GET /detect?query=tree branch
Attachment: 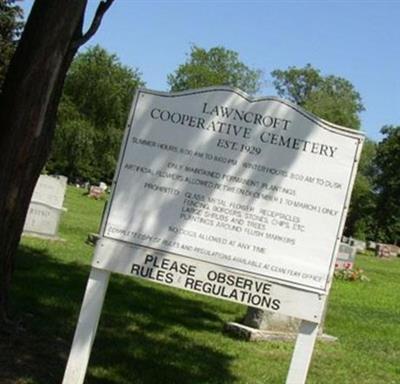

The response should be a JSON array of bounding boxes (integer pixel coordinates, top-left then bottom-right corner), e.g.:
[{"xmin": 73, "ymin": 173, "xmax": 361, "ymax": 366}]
[{"xmin": 74, "ymin": 0, "xmax": 114, "ymax": 49}]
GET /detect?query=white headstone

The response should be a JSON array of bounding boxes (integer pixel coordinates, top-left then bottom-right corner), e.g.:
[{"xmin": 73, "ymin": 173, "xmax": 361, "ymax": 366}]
[
  {"xmin": 23, "ymin": 174, "xmax": 67, "ymax": 238},
  {"xmin": 349, "ymin": 237, "xmax": 366, "ymax": 252},
  {"xmin": 335, "ymin": 242, "xmax": 356, "ymax": 269},
  {"xmin": 99, "ymin": 182, "xmax": 108, "ymax": 192},
  {"xmin": 23, "ymin": 202, "xmax": 63, "ymax": 237},
  {"xmin": 31, "ymin": 174, "xmax": 67, "ymax": 209}
]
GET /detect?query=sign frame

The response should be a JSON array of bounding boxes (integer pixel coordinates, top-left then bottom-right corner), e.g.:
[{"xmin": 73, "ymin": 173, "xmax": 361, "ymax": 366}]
[{"xmin": 63, "ymin": 87, "xmax": 364, "ymax": 384}]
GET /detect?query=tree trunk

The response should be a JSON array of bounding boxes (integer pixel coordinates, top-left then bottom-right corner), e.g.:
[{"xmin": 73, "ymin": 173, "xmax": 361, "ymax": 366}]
[{"xmin": 0, "ymin": 0, "xmax": 113, "ymax": 321}]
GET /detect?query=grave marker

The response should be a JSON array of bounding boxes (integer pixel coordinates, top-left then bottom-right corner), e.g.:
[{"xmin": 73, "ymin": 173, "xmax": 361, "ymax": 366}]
[
  {"xmin": 335, "ymin": 242, "xmax": 357, "ymax": 269},
  {"xmin": 347, "ymin": 237, "xmax": 366, "ymax": 252},
  {"xmin": 377, "ymin": 243, "xmax": 399, "ymax": 258},
  {"xmin": 89, "ymin": 185, "xmax": 104, "ymax": 199},
  {"xmin": 63, "ymin": 87, "xmax": 364, "ymax": 384},
  {"xmin": 23, "ymin": 175, "xmax": 67, "ymax": 238}
]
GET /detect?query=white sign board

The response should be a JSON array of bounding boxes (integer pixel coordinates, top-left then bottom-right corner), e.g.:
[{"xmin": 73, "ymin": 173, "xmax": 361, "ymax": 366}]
[
  {"xmin": 93, "ymin": 237, "xmax": 324, "ymax": 322},
  {"xmin": 63, "ymin": 88, "xmax": 364, "ymax": 384},
  {"xmin": 100, "ymin": 88, "xmax": 363, "ymax": 294}
]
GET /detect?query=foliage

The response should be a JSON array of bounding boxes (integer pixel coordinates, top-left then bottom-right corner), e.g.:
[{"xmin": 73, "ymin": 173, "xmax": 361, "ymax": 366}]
[
  {"xmin": 374, "ymin": 125, "xmax": 400, "ymax": 244},
  {"xmin": 271, "ymin": 64, "xmax": 373, "ymax": 239},
  {"xmin": 345, "ymin": 138, "xmax": 377, "ymax": 240},
  {"xmin": 334, "ymin": 267, "xmax": 369, "ymax": 282},
  {"xmin": 1, "ymin": 189, "xmax": 399, "ymax": 383},
  {"xmin": 167, "ymin": 45, "xmax": 262, "ymax": 94},
  {"xmin": 0, "ymin": 0, "xmax": 24, "ymax": 88},
  {"xmin": 47, "ymin": 45, "xmax": 144, "ymax": 182},
  {"xmin": 272, "ymin": 64, "xmax": 321, "ymax": 106},
  {"xmin": 49, "ymin": 98, "xmax": 97, "ymax": 181},
  {"xmin": 271, "ymin": 64, "xmax": 364, "ymax": 129}
]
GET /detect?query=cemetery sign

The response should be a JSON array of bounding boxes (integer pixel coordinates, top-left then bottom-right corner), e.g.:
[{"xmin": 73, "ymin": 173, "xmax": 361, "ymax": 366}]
[
  {"xmin": 97, "ymin": 88, "xmax": 363, "ymax": 294},
  {"xmin": 63, "ymin": 88, "xmax": 364, "ymax": 384}
]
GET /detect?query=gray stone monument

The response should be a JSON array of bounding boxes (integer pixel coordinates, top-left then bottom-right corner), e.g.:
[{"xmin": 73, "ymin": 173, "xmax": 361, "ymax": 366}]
[
  {"xmin": 335, "ymin": 243, "xmax": 357, "ymax": 269},
  {"xmin": 225, "ymin": 306, "xmax": 336, "ymax": 342},
  {"xmin": 377, "ymin": 243, "xmax": 400, "ymax": 258},
  {"xmin": 348, "ymin": 237, "xmax": 366, "ymax": 252},
  {"xmin": 23, "ymin": 175, "xmax": 67, "ymax": 239}
]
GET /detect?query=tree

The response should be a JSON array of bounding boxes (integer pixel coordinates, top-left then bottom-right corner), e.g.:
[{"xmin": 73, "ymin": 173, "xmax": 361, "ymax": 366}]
[
  {"xmin": 47, "ymin": 46, "xmax": 144, "ymax": 182},
  {"xmin": 272, "ymin": 64, "xmax": 371, "ymax": 239},
  {"xmin": 374, "ymin": 126, "xmax": 400, "ymax": 244},
  {"xmin": 0, "ymin": 0, "xmax": 114, "ymax": 321},
  {"xmin": 272, "ymin": 64, "xmax": 364, "ymax": 129},
  {"xmin": 0, "ymin": 0, "xmax": 24, "ymax": 88},
  {"xmin": 272, "ymin": 64, "xmax": 321, "ymax": 106},
  {"xmin": 167, "ymin": 45, "xmax": 262, "ymax": 94},
  {"xmin": 344, "ymin": 139, "xmax": 377, "ymax": 240},
  {"xmin": 47, "ymin": 97, "xmax": 98, "ymax": 181}
]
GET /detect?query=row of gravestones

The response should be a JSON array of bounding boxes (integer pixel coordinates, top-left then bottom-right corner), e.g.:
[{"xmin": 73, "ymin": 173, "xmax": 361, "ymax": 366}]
[{"xmin": 342, "ymin": 236, "xmax": 400, "ymax": 259}]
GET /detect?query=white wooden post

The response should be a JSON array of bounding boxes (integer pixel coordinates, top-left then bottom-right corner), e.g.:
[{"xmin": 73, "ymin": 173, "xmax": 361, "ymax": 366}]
[
  {"xmin": 62, "ymin": 267, "xmax": 110, "ymax": 384},
  {"xmin": 286, "ymin": 320, "xmax": 319, "ymax": 384}
]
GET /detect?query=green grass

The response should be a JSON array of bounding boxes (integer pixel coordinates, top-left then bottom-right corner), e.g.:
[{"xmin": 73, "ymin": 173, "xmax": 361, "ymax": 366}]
[{"xmin": 1, "ymin": 186, "xmax": 400, "ymax": 383}]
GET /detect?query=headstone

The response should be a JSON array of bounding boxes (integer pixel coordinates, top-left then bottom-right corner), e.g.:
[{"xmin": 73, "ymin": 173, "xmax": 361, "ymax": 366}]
[
  {"xmin": 335, "ymin": 242, "xmax": 357, "ymax": 269},
  {"xmin": 377, "ymin": 243, "xmax": 400, "ymax": 258},
  {"xmin": 23, "ymin": 203, "xmax": 63, "ymax": 238},
  {"xmin": 242, "ymin": 307, "xmax": 300, "ymax": 332},
  {"xmin": 349, "ymin": 237, "xmax": 366, "ymax": 252},
  {"xmin": 99, "ymin": 182, "xmax": 108, "ymax": 192},
  {"xmin": 31, "ymin": 174, "xmax": 67, "ymax": 208},
  {"xmin": 89, "ymin": 186, "xmax": 104, "ymax": 199},
  {"xmin": 231, "ymin": 305, "xmax": 337, "ymax": 342},
  {"xmin": 23, "ymin": 175, "xmax": 67, "ymax": 239}
]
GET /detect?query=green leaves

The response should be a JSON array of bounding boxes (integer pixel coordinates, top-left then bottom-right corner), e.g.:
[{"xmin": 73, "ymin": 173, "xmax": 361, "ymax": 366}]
[
  {"xmin": 271, "ymin": 64, "xmax": 364, "ymax": 129},
  {"xmin": 272, "ymin": 64, "xmax": 321, "ymax": 106},
  {"xmin": 48, "ymin": 45, "xmax": 144, "ymax": 183},
  {"xmin": 167, "ymin": 45, "xmax": 262, "ymax": 95},
  {"xmin": 374, "ymin": 126, "xmax": 400, "ymax": 243},
  {"xmin": 0, "ymin": 0, "xmax": 24, "ymax": 88},
  {"xmin": 271, "ymin": 64, "xmax": 372, "ymax": 239},
  {"xmin": 63, "ymin": 45, "xmax": 143, "ymax": 131}
]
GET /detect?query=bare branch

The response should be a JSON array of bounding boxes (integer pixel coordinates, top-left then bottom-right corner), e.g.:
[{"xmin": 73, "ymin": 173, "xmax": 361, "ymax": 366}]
[{"xmin": 74, "ymin": 0, "xmax": 114, "ymax": 49}]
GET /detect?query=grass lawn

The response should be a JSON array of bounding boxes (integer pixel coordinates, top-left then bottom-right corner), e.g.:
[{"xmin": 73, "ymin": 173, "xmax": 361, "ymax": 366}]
[{"xmin": 1, "ymin": 186, "xmax": 399, "ymax": 383}]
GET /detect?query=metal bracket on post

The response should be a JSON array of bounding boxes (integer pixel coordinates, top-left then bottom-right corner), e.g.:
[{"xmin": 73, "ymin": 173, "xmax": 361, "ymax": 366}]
[
  {"xmin": 286, "ymin": 320, "xmax": 319, "ymax": 384},
  {"xmin": 62, "ymin": 267, "xmax": 110, "ymax": 384}
]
